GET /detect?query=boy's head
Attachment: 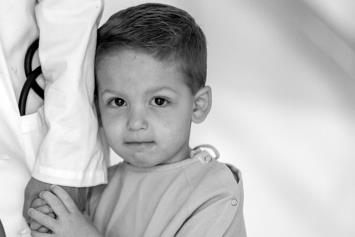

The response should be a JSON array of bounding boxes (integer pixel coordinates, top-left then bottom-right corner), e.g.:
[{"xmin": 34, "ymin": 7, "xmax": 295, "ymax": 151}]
[
  {"xmin": 96, "ymin": 3, "xmax": 207, "ymax": 94},
  {"xmin": 95, "ymin": 3, "xmax": 212, "ymax": 168}
]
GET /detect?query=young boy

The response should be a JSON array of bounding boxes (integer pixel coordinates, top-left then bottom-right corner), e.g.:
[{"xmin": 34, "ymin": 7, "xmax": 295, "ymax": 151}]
[{"xmin": 28, "ymin": 3, "xmax": 246, "ymax": 237}]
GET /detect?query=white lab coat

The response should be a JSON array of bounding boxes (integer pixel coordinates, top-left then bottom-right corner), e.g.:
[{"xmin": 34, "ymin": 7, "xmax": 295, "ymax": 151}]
[{"xmin": 0, "ymin": 0, "xmax": 107, "ymax": 236}]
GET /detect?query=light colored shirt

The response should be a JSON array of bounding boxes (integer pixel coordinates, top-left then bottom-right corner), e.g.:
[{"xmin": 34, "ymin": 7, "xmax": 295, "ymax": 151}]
[{"xmin": 89, "ymin": 147, "xmax": 246, "ymax": 237}]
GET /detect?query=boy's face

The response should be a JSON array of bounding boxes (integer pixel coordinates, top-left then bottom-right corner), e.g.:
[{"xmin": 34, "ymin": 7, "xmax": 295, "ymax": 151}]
[{"xmin": 96, "ymin": 49, "xmax": 196, "ymax": 168}]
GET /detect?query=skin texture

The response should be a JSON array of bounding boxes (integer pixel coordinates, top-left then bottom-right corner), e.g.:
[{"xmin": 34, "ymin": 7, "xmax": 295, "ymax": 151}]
[{"xmin": 28, "ymin": 49, "xmax": 212, "ymax": 235}]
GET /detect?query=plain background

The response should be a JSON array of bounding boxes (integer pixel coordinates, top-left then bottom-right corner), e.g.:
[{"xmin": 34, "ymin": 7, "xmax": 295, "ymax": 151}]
[{"xmin": 102, "ymin": 1, "xmax": 355, "ymax": 236}]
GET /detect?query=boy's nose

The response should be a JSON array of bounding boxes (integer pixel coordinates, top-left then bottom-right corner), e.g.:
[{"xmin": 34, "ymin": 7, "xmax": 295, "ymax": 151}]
[{"xmin": 127, "ymin": 108, "xmax": 148, "ymax": 131}]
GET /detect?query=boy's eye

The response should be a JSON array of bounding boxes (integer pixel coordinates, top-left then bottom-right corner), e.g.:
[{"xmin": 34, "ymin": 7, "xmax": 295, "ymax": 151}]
[
  {"xmin": 108, "ymin": 97, "xmax": 127, "ymax": 107},
  {"xmin": 152, "ymin": 97, "xmax": 169, "ymax": 107}
]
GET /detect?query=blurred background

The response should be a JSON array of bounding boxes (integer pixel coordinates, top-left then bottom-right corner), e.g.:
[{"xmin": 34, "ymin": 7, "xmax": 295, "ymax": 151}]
[{"xmin": 102, "ymin": 0, "xmax": 355, "ymax": 236}]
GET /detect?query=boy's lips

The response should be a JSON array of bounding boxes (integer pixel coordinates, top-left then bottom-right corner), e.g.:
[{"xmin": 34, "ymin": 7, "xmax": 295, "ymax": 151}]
[
  {"xmin": 124, "ymin": 141, "xmax": 155, "ymax": 151},
  {"xmin": 124, "ymin": 141, "xmax": 155, "ymax": 144}
]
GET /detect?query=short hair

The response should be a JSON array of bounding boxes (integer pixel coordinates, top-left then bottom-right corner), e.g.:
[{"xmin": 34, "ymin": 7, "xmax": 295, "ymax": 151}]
[{"xmin": 96, "ymin": 3, "xmax": 207, "ymax": 94}]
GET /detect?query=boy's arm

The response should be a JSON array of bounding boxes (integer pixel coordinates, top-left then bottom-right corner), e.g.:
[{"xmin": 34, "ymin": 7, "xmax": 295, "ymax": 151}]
[
  {"xmin": 177, "ymin": 165, "xmax": 247, "ymax": 237},
  {"xmin": 23, "ymin": 0, "xmax": 107, "ymax": 223},
  {"xmin": 176, "ymin": 193, "xmax": 246, "ymax": 237}
]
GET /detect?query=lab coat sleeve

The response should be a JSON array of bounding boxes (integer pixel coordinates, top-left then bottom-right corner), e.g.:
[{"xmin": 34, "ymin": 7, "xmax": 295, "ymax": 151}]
[{"xmin": 31, "ymin": 0, "xmax": 107, "ymax": 186}]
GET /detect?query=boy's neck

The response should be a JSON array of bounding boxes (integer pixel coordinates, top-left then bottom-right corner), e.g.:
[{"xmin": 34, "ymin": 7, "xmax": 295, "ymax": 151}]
[{"xmin": 163, "ymin": 145, "xmax": 192, "ymax": 165}]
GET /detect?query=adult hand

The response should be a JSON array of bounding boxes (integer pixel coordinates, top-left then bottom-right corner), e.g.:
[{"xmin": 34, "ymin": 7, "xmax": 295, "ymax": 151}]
[
  {"xmin": 28, "ymin": 186, "xmax": 101, "ymax": 237},
  {"xmin": 23, "ymin": 178, "xmax": 88, "ymax": 227}
]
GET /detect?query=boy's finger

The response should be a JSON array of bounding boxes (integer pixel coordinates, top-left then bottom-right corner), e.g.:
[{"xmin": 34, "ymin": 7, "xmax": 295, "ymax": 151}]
[
  {"xmin": 39, "ymin": 190, "xmax": 68, "ymax": 217},
  {"xmin": 37, "ymin": 226, "xmax": 50, "ymax": 233},
  {"xmin": 31, "ymin": 198, "xmax": 47, "ymax": 208},
  {"xmin": 31, "ymin": 230, "xmax": 51, "ymax": 237},
  {"xmin": 50, "ymin": 185, "xmax": 79, "ymax": 213},
  {"xmin": 28, "ymin": 208, "xmax": 56, "ymax": 232},
  {"xmin": 30, "ymin": 219, "xmax": 41, "ymax": 230},
  {"xmin": 36, "ymin": 205, "xmax": 53, "ymax": 214},
  {"xmin": 30, "ymin": 221, "xmax": 51, "ymax": 233}
]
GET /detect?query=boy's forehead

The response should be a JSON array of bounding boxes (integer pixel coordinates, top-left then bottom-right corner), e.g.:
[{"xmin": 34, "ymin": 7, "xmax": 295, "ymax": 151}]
[
  {"xmin": 96, "ymin": 49, "xmax": 189, "ymax": 91},
  {"xmin": 97, "ymin": 47, "xmax": 180, "ymax": 68}
]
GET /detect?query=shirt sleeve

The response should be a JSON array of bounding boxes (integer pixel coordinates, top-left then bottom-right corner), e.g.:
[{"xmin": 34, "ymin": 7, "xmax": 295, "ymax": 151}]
[
  {"xmin": 177, "ymin": 164, "xmax": 247, "ymax": 237},
  {"xmin": 86, "ymin": 166, "xmax": 117, "ymax": 218},
  {"xmin": 31, "ymin": 0, "xmax": 107, "ymax": 187}
]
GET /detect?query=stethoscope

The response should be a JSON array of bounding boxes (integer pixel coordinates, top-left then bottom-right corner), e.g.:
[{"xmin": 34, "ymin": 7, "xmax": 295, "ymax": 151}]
[{"xmin": 19, "ymin": 39, "xmax": 44, "ymax": 116}]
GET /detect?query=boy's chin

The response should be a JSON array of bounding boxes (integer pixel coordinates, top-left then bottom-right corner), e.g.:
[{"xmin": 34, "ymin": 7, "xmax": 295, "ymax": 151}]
[
  {"xmin": 123, "ymin": 153, "xmax": 160, "ymax": 168},
  {"xmin": 125, "ymin": 160, "xmax": 159, "ymax": 168}
]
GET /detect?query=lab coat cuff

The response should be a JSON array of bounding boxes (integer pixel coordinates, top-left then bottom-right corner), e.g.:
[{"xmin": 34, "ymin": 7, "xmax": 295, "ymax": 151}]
[{"xmin": 31, "ymin": 166, "xmax": 107, "ymax": 187}]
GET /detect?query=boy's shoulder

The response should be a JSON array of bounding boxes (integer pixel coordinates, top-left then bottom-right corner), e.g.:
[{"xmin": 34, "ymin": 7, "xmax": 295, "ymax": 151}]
[
  {"xmin": 183, "ymin": 155, "xmax": 244, "ymax": 200},
  {"xmin": 180, "ymin": 157, "xmax": 245, "ymax": 232},
  {"xmin": 187, "ymin": 146, "xmax": 242, "ymax": 187}
]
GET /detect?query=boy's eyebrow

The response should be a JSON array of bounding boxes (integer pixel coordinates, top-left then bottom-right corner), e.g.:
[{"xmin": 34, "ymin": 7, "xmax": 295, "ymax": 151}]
[
  {"xmin": 101, "ymin": 89, "xmax": 116, "ymax": 94},
  {"xmin": 100, "ymin": 87, "xmax": 179, "ymax": 96},
  {"xmin": 100, "ymin": 88, "xmax": 124, "ymax": 95},
  {"xmin": 100, "ymin": 89, "xmax": 128, "ymax": 98},
  {"xmin": 148, "ymin": 86, "xmax": 178, "ymax": 94}
]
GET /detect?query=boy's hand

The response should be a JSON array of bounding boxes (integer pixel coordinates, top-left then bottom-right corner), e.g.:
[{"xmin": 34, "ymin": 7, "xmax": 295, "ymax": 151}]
[
  {"xmin": 28, "ymin": 185, "xmax": 101, "ymax": 237},
  {"xmin": 29, "ymin": 198, "xmax": 55, "ymax": 233},
  {"xmin": 23, "ymin": 177, "xmax": 52, "ymax": 224},
  {"xmin": 23, "ymin": 178, "xmax": 88, "ymax": 224}
]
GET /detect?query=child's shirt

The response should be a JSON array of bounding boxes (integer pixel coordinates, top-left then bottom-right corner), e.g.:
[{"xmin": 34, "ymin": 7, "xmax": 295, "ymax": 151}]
[{"xmin": 88, "ymin": 147, "xmax": 247, "ymax": 237}]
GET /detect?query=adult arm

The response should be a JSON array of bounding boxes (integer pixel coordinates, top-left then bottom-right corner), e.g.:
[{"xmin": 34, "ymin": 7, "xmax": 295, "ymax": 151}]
[{"xmin": 23, "ymin": 0, "xmax": 107, "ymax": 222}]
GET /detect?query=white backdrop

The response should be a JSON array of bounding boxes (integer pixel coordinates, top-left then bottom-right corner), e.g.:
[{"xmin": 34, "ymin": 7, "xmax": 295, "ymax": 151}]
[{"xmin": 102, "ymin": 1, "xmax": 355, "ymax": 236}]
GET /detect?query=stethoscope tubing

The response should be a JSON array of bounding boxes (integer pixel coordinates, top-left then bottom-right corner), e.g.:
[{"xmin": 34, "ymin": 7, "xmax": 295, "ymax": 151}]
[
  {"xmin": 18, "ymin": 66, "xmax": 42, "ymax": 116},
  {"xmin": 19, "ymin": 39, "xmax": 44, "ymax": 116},
  {"xmin": 24, "ymin": 39, "xmax": 44, "ymax": 99}
]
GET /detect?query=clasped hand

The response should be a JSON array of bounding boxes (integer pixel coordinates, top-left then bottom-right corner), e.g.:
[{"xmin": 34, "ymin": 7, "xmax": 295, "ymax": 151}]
[{"xmin": 28, "ymin": 185, "xmax": 101, "ymax": 237}]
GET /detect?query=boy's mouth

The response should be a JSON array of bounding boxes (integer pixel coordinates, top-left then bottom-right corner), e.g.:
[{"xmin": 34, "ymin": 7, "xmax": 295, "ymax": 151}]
[{"xmin": 124, "ymin": 141, "xmax": 155, "ymax": 150}]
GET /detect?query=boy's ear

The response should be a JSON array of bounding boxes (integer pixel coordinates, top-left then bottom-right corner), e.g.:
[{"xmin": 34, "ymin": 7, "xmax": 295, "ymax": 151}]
[{"xmin": 192, "ymin": 86, "xmax": 212, "ymax": 124}]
